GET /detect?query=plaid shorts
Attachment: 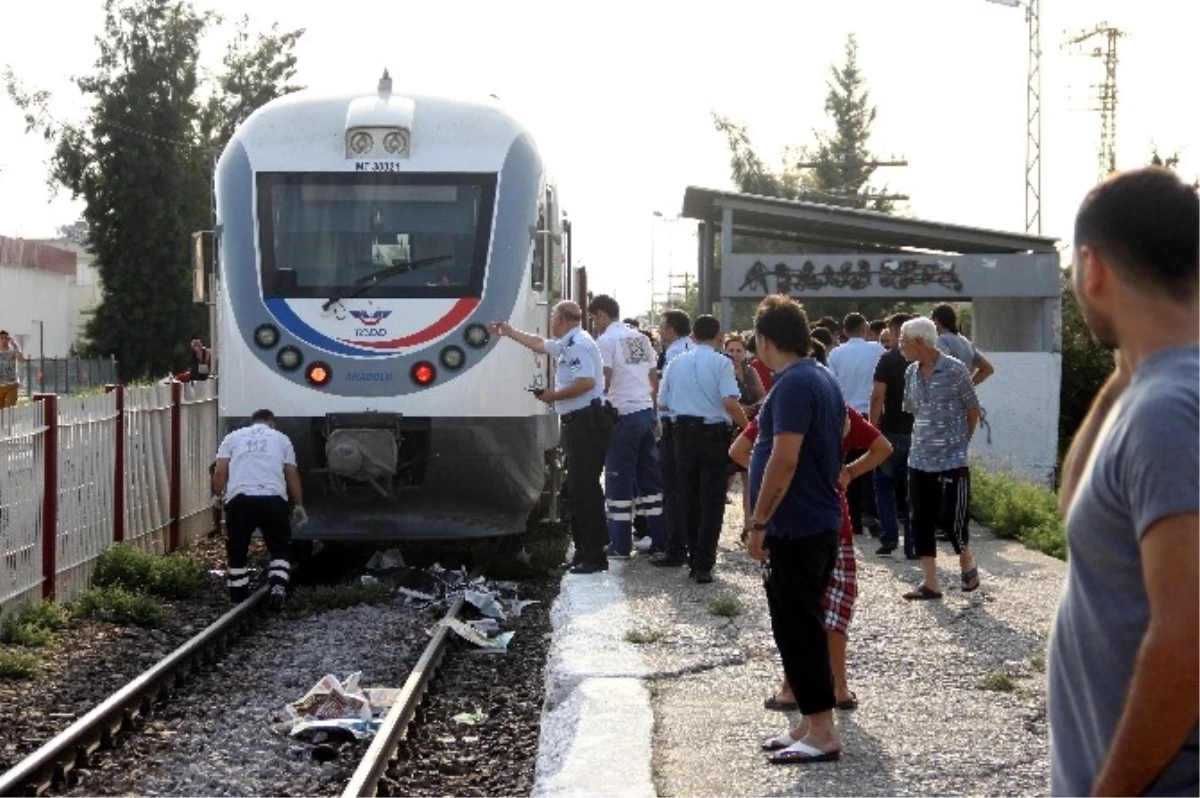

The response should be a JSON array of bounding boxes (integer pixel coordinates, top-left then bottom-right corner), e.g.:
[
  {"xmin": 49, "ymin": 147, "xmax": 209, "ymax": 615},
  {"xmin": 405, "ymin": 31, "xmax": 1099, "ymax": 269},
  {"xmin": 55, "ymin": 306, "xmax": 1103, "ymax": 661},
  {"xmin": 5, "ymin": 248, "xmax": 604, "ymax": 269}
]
[{"xmin": 822, "ymin": 538, "xmax": 858, "ymax": 633}]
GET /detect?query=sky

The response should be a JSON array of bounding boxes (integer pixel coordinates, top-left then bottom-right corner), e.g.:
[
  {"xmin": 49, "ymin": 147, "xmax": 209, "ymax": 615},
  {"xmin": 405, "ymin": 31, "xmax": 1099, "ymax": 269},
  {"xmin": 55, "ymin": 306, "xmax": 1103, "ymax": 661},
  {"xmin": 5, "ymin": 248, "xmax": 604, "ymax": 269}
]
[{"xmin": 1, "ymin": 0, "xmax": 1195, "ymax": 320}]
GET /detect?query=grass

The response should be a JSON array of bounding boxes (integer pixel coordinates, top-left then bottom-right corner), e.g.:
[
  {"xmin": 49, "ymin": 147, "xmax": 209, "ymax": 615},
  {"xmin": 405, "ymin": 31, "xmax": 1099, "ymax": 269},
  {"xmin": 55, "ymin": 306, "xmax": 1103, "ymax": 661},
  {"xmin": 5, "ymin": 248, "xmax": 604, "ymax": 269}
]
[
  {"xmin": 91, "ymin": 543, "xmax": 209, "ymax": 600},
  {"xmin": 708, "ymin": 595, "xmax": 742, "ymax": 619},
  {"xmin": 971, "ymin": 464, "xmax": 1067, "ymax": 560},
  {"xmin": 74, "ymin": 586, "xmax": 166, "ymax": 627},
  {"xmin": 625, "ymin": 627, "xmax": 665, "ymax": 645},
  {"xmin": 286, "ymin": 581, "xmax": 395, "ymax": 613},
  {"xmin": 978, "ymin": 668, "xmax": 1019, "ymax": 693},
  {"xmin": 1, "ymin": 601, "xmax": 69, "ymax": 648},
  {"xmin": 1030, "ymin": 655, "xmax": 1046, "ymax": 673},
  {"xmin": 0, "ymin": 648, "xmax": 40, "ymax": 679}
]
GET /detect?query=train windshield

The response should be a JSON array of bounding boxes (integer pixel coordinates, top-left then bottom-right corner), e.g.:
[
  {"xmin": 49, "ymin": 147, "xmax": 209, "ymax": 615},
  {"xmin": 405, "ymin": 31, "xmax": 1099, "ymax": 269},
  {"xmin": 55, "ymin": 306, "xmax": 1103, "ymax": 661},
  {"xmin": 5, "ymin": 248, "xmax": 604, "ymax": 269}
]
[{"xmin": 257, "ymin": 172, "xmax": 496, "ymax": 300}]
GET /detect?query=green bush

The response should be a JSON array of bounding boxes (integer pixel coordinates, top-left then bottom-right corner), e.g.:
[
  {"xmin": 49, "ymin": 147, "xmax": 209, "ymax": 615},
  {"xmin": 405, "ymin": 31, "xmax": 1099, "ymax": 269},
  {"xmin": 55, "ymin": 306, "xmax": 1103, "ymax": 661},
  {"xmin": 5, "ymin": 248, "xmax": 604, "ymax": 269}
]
[
  {"xmin": 971, "ymin": 465, "xmax": 1067, "ymax": 560},
  {"xmin": 74, "ymin": 586, "xmax": 166, "ymax": 627},
  {"xmin": 92, "ymin": 543, "xmax": 158, "ymax": 593},
  {"xmin": 0, "ymin": 648, "xmax": 40, "ymax": 679},
  {"xmin": 1, "ymin": 602, "xmax": 69, "ymax": 648},
  {"xmin": 92, "ymin": 544, "xmax": 209, "ymax": 600},
  {"xmin": 151, "ymin": 552, "xmax": 209, "ymax": 599}
]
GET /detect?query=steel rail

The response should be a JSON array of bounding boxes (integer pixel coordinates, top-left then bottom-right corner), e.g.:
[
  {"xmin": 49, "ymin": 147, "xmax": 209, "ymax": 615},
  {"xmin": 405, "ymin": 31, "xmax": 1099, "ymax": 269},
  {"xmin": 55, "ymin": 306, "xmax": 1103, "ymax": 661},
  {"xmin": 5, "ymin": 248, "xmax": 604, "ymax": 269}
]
[
  {"xmin": 0, "ymin": 586, "xmax": 268, "ymax": 797},
  {"xmin": 341, "ymin": 592, "xmax": 467, "ymax": 797}
]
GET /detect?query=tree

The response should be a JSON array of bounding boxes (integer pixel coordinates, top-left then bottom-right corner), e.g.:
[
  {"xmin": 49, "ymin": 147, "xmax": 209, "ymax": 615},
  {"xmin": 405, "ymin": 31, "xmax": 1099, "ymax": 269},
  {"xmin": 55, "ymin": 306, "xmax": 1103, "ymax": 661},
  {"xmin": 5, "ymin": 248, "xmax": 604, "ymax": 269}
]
[
  {"xmin": 5, "ymin": 1, "xmax": 303, "ymax": 380},
  {"xmin": 712, "ymin": 34, "xmax": 898, "ymax": 214}
]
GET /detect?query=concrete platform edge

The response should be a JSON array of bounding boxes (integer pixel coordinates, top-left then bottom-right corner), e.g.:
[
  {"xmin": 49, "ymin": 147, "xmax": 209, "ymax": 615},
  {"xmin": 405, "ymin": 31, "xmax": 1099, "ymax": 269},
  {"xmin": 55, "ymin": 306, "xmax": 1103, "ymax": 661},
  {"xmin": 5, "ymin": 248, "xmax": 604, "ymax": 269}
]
[{"xmin": 532, "ymin": 563, "xmax": 656, "ymax": 797}]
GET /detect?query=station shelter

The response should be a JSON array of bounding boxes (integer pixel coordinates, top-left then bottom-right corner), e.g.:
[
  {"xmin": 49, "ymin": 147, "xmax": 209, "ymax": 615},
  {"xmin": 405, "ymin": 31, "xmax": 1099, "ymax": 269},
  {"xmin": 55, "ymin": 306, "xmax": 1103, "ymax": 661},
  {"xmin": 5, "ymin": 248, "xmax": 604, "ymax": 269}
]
[{"xmin": 681, "ymin": 187, "xmax": 1063, "ymax": 485}]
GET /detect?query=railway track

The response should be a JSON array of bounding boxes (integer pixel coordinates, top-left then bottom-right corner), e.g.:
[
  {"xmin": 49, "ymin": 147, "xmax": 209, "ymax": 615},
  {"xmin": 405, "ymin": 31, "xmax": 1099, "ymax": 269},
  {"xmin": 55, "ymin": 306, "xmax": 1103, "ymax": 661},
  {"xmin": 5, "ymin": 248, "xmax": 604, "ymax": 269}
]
[{"xmin": 0, "ymin": 577, "xmax": 474, "ymax": 797}]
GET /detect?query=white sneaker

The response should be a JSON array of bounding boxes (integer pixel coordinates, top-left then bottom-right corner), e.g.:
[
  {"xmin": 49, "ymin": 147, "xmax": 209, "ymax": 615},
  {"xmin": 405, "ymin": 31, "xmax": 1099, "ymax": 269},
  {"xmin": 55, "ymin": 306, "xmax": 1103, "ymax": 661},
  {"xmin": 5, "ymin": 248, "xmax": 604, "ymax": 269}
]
[{"xmin": 633, "ymin": 537, "xmax": 654, "ymax": 552}]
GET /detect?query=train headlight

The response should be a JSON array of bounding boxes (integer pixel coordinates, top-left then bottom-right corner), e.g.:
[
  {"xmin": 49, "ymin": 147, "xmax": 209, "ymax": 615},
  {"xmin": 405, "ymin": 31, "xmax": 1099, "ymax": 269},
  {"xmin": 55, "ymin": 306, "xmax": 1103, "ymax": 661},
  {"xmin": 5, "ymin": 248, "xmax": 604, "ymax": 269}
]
[
  {"xmin": 463, "ymin": 323, "xmax": 489, "ymax": 348},
  {"xmin": 254, "ymin": 324, "xmax": 279, "ymax": 349},
  {"xmin": 349, "ymin": 131, "xmax": 373, "ymax": 155},
  {"xmin": 306, "ymin": 362, "xmax": 332, "ymax": 387},
  {"xmin": 277, "ymin": 346, "xmax": 303, "ymax": 371},
  {"xmin": 383, "ymin": 130, "xmax": 409, "ymax": 154},
  {"xmin": 411, "ymin": 361, "xmax": 437, "ymax": 386},
  {"xmin": 440, "ymin": 345, "xmax": 465, "ymax": 370}
]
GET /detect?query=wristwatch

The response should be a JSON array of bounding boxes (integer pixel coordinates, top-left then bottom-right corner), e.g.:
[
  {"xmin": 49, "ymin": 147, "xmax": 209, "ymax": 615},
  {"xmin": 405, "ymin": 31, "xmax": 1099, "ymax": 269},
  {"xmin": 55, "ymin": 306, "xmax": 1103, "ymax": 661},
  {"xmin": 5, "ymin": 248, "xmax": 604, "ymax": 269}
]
[{"xmin": 751, "ymin": 519, "xmax": 769, "ymax": 531}]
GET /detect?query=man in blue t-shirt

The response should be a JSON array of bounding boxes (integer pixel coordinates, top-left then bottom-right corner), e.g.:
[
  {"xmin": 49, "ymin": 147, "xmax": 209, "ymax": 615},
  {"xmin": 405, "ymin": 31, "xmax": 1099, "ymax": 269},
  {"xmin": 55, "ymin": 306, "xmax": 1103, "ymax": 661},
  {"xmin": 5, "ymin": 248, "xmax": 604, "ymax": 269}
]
[{"xmin": 746, "ymin": 294, "xmax": 846, "ymax": 764}]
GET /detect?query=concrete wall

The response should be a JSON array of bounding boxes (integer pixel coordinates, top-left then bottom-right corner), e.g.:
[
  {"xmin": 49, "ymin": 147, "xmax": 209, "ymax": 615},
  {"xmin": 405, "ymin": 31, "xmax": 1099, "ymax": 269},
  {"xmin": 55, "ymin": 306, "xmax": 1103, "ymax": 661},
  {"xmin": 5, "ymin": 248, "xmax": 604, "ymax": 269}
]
[
  {"xmin": 970, "ymin": 352, "xmax": 1062, "ymax": 486},
  {"xmin": 973, "ymin": 296, "xmax": 1060, "ymax": 354}
]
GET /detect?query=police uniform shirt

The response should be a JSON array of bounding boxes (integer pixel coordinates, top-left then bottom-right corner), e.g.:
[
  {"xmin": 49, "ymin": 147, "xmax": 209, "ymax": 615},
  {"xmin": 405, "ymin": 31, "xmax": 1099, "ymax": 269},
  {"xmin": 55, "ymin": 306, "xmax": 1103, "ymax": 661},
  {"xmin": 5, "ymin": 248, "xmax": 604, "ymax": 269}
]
[
  {"xmin": 216, "ymin": 423, "xmax": 297, "ymax": 501},
  {"xmin": 659, "ymin": 344, "xmax": 740, "ymax": 424},
  {"xmin": 657, "ymin": 337, "xmax": 695, "ymax": 419},
  {"xmin": 597, "ymin": 323, "xmax": 655, "ymax": 415},
  {"xmin": 543, "ymin": 324, "xmax": 606, "ymax": 415}
]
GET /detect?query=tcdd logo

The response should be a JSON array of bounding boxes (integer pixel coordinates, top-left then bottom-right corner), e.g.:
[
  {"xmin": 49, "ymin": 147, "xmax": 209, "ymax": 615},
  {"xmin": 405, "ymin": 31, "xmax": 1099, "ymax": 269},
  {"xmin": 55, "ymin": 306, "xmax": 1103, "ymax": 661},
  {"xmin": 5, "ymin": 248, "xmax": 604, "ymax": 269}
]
[
  {"xmin": 355, "ymin": 328, "xmax": 389, "ymax": 337},
  {"xmin": 349, "ymin": 310, "xmax": 392, "ymax": 327}
]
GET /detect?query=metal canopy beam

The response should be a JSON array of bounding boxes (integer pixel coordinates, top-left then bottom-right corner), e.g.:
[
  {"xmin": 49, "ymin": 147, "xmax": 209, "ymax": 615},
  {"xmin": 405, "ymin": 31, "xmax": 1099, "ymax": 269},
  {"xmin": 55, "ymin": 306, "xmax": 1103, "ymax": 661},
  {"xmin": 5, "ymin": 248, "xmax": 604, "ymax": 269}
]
[{"xmin": 682, "ymin": 186, "xmax": 1060, "ymax": 255}]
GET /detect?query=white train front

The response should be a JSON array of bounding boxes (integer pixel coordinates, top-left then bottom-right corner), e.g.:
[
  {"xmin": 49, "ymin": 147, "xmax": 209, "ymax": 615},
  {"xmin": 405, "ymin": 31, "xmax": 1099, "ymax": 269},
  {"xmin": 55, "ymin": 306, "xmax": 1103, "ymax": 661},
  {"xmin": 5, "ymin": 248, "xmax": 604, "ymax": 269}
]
[{"xmin": 208, "ymin": 72, "xmax": 574, "ymax": 540}]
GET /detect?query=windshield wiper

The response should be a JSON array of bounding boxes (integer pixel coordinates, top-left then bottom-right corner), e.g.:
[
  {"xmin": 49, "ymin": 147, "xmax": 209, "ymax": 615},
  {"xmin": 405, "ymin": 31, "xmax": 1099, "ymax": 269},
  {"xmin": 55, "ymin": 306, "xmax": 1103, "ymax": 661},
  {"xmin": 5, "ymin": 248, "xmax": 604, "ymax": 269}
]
[{"xmin": 321, "ymin": 254, "xmax": 454, "ymax": 311}]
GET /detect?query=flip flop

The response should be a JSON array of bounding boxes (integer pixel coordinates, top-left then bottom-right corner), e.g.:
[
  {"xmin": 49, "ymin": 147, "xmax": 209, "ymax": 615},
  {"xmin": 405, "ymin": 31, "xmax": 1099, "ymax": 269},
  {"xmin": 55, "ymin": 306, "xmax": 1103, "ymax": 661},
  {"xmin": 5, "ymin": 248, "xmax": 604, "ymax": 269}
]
[
  {"xmin": 761, "ymin": 732, "xmax": 798, "ymax": 751},
  {"xmin": 836, "ymin": 692, "xmax": 858, "ymax": 711},
  {"xmin": 961, "ymin": 566, "xmax": 981, "ymax": 592},
  {"xmin": 763, "ymin": 694, "xmax": 799, "ymax": 712},
  {"xmin": 903, "ymin": 585, "xmax": 943, "ymax": 601},
  {"xmin": 768, "ymin": 740, "xmax": 842, "ymax": 765}
]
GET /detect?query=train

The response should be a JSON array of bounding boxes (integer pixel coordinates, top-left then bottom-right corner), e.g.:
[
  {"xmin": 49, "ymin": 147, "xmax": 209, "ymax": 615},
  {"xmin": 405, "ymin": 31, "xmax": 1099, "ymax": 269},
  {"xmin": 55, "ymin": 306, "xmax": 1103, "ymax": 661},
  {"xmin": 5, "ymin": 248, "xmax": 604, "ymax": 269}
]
[{"xmin": 194, "ymin": 71, "xmax": 584, "ymax": 540}]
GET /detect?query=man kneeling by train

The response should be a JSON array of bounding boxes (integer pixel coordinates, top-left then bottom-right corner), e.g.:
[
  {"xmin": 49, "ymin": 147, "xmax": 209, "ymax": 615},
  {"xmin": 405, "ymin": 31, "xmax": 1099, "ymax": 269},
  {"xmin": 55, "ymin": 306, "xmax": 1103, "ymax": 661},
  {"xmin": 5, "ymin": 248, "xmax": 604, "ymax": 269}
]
[{"xmin": 212, "ymin": 408, "xmax": 307, "ymax": 610}]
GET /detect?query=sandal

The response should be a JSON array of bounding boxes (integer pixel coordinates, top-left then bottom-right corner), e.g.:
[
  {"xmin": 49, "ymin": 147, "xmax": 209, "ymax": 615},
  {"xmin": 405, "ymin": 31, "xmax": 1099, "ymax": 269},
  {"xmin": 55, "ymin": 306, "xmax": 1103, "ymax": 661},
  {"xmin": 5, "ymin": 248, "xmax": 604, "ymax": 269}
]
[
  {"xmin": 768, "ymin": 741, "xmax": 842, "ymax": 765},
  {"xmin": 836, "ymin": 692, "xmax": 858, "ymax": 711},
  {"xmin": 763, "ymin": 694, "xmax": 799, "ymax": 712},
  {"xmin": 961, "ymin": 566, "xmax": 980, "ymax": 592},
  {"xmin": 903, "ymin": 585, "xmax": 943, "ymax": 601},
  {"xmin": 761, "ymin": 732, "xmax": 798, "ymax": 751}
]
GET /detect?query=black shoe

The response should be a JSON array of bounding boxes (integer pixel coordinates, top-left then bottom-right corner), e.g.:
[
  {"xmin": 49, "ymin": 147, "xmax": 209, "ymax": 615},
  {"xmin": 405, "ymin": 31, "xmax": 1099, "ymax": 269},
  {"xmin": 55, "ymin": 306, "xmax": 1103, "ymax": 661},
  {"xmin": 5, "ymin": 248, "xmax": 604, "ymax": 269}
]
[
  {"xmin": 568, "ymin": 561, "xmax": 608, "ymax": 575},
  {"xmin": 876, "ymin": 545, "xmax": 896, "ymax": 556},
  {"xmin": 647, "ymin": 546, "xmax": 667, "ymax": 556},
  {"xmin": 694, "ymin": 571, "xmax": 713, "ymax": 584},
  {"xmin": 651, "ymin": 556, "xmax": 687, "ymax": 567}
]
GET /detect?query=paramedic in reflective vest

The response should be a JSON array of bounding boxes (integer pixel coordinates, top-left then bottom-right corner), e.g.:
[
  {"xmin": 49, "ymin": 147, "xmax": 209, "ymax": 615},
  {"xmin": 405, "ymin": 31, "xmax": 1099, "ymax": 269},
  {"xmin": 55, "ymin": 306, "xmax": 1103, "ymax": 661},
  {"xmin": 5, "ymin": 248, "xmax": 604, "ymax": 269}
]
[
  {"xmin": 588, "ymin": 294, "xmax": 666, "ymax": 557},
  {"xmin": 490, "ymin": 301, "xmax": 613, "ymax": 574},
  {"xmin": 212, "ymin": 408, "xmax": 306, "ymax": 609},
  {"xmin": 658, "ymin": 314, "xmax": 748, "ymax": 583}
]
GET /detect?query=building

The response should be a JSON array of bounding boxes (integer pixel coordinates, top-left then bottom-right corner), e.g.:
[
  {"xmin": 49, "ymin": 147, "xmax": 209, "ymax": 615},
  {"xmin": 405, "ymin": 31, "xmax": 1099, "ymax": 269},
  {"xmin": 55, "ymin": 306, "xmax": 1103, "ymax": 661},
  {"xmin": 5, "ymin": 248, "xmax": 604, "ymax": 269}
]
[{"xmin": 0, "ymin": 234, "xmax": 77, "ymax": 357}]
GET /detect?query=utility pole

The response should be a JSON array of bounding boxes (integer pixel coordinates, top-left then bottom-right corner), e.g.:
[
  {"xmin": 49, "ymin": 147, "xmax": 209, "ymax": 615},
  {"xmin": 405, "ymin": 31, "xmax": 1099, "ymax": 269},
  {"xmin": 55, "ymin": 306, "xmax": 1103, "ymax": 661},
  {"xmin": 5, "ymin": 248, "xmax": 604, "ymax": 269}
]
[
  {"xmin": 1065, "ymin": 22, "xmax": 1127, "ymax": 182},
  {"xmin": 984, "ymin": 0, "xmax": 1042, "ymax": 234}
]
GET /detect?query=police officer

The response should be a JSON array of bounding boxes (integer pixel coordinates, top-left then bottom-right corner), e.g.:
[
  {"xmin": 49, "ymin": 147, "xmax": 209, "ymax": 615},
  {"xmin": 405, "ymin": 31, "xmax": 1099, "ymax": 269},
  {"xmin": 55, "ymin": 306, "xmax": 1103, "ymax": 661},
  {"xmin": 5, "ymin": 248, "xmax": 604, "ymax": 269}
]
[
  {"xmin": 657, "ymin": 314, "xmax": 748, "ymax": 583},
  {"xmin": 490, "ymin": 301, "xmax": 613, "ymax": 574},
  {"xmin": 211, "ymin": 409, "xmax": 306, "ymax": 609},
  {"xmin": 651, "ymin": 309, "xmax": 695, "ymax": 570}
]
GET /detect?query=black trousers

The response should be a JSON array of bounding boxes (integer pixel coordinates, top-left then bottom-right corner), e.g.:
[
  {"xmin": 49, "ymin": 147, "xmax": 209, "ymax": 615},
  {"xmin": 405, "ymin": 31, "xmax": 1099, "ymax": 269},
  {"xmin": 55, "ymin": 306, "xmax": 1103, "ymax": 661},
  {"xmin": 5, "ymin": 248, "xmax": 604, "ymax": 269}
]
[
  {"xmin": 674, "ymin": 421, "xmax": 731, "ymax": 573},
  {"xmin": 562, "ymin": 412, "xmax": 612, "ymax": 565},
  {"xmin": 909, "ymin": 466, "xmax": 971, "ymax": 557},
  {"xmin": 763, "ymin": 531, "xmax": 839, "ymax": 715},
  {"xmin": 659, "ymin": 421, "xmax": 687, "ymax": 560},
  {"xmin": 224, "ymin": 495, "xmax": 292, "ymax": 603}
]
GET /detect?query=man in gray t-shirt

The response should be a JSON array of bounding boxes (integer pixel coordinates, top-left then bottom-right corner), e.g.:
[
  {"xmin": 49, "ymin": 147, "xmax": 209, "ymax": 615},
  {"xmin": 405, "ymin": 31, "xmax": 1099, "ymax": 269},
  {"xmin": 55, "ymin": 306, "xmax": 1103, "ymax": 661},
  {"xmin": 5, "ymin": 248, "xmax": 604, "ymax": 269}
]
[
  {"xmin": 1050, "ymin": 166, "xmax": 1198, "ymax": 797},
  {"xmin": 931, "ymin": 304, "xmax": 994, "ymax": 387}
]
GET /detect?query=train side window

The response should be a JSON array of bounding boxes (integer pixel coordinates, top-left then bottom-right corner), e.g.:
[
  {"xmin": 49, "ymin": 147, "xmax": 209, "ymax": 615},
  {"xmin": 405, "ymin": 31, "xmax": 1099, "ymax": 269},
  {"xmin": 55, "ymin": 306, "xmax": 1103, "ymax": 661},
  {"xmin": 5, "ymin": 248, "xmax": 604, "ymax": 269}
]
[{"xmin": 531, "ymin": 200, "xmax": 547, "ymax": 291}]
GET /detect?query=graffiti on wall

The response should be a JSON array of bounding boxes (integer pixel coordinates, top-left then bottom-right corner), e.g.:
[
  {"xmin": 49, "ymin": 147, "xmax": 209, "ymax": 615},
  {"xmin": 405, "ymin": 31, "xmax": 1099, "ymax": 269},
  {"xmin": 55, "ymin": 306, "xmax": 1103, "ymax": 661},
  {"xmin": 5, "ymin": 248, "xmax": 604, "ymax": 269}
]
[{"xmin": 737, "ymin": 258, "xmax": 964, "ymax": 295}]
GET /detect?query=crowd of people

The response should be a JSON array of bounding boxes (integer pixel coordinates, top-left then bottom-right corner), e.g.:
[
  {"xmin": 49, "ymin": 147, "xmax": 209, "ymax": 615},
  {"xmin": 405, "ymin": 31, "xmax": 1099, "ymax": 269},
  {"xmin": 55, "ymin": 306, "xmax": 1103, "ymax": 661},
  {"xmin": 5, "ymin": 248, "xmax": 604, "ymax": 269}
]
[
  {"xmin": 490, "ymin": 289, "xmax": 991, "ymax": 762},
  {"xmin": 490, "ymin": 166, "xmax": 1197, "ymax": 790}
]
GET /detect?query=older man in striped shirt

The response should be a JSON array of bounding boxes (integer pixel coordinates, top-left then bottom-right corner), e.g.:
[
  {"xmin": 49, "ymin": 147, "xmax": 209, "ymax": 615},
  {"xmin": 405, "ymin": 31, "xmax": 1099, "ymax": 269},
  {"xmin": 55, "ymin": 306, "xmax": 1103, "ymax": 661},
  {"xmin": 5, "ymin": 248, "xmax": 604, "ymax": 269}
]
[{"xmin": 897, "ymin": 317, "xmax": 981, "ymax": 600}]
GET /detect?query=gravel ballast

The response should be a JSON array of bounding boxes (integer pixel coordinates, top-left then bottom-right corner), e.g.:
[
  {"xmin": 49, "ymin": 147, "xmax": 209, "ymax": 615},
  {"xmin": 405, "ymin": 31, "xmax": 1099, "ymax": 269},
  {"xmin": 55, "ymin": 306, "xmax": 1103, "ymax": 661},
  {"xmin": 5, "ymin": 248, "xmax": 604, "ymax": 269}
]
[
  {"xmin": 63, "ymin": 599, "xmax": 431, "ymax": 797},
  {"xmin": 610, "ymin": 498, "xmax": 1066, "ymax": 797}
]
